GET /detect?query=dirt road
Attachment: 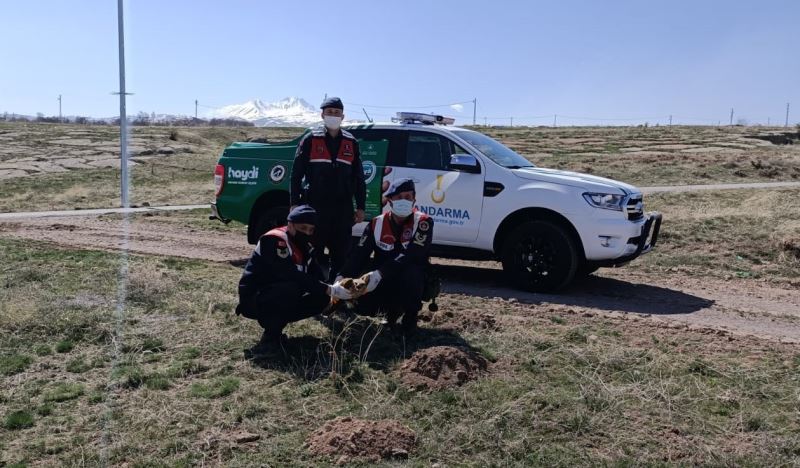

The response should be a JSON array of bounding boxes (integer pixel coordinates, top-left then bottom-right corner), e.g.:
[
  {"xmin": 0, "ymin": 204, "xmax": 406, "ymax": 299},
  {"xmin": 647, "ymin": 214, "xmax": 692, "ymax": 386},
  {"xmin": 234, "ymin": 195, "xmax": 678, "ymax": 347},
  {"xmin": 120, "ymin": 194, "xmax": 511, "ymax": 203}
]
[
  {"xmin": 2, "ymin": 213, "xmax": 799, "ymax": 344},
  {"xmin": 3, "ymin": 181, "xmax": 800, "ymax": 220}
]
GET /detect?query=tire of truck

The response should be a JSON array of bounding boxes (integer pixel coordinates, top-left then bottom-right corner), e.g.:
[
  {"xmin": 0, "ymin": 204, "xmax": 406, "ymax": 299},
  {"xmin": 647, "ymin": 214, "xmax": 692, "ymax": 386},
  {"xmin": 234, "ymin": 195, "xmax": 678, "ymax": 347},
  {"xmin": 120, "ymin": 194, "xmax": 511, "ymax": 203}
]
[
  {"xmin": 577, "ymin": 263, "xmax": 600, "ymax": 277},
  {"xmin": 500, "ymin": 220, "xmax": 579, "ymax": 292},
  {"xmin": 249, "ymin": 205, "xmax": 289, "ymax": 243}
]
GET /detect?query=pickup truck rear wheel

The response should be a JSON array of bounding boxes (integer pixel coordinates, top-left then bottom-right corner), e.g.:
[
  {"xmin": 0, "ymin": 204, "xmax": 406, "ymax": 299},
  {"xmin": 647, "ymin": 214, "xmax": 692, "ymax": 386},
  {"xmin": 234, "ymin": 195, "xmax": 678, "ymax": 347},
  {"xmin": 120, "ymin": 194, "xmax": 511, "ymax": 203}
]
[
  {"xmin": 251, "ymin": 206, "xmax": 288, "ymax": 241},
  {"xmin": 500, "ymin": 220, "xmax": 579, "ymax": 292}
]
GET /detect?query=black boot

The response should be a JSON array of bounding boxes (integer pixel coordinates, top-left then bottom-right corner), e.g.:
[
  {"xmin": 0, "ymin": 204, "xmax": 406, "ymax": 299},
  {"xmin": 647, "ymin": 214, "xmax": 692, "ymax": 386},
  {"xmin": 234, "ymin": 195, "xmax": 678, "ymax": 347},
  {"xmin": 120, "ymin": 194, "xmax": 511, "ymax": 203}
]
[
  {"xmin": 383, "ymin": 305, "xmax": 403, "ymax": 327},
  {"xmin": 249, "ymin": 330, "xmax": 286, "ymax": 356},
  {"xmin": 401, "ymin": 310, "xmax": 419, "ymax": 338}
]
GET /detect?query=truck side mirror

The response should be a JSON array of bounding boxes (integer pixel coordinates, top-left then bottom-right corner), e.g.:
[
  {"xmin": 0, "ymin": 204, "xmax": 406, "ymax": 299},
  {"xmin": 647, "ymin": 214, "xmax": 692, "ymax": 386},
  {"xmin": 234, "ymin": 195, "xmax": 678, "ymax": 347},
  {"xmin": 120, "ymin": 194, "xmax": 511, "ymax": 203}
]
[{"xmin": 449, "ymin": 154, "xmax": 480, "ymax": 173}]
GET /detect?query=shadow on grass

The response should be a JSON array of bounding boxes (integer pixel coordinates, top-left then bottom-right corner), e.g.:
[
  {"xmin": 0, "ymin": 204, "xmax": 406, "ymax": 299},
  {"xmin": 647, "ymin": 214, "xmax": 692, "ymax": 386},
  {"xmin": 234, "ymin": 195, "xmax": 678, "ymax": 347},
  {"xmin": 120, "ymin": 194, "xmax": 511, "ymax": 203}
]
[
  {"xmin": 435, "ymin": 264, "xmax": 714, "ymax": 315},
  {"xmin": 228, "ymin": 258, "xmax": 249, "ymax": 268},
  {"xmin": 245, "ymin": 313, "xmax": 478, "ymax": 381}
]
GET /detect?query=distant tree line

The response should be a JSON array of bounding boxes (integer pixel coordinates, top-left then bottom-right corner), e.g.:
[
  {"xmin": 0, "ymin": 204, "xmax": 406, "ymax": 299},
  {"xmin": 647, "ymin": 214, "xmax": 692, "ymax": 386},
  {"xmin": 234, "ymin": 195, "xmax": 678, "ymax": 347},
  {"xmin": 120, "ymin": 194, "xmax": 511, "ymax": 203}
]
[{"xmin": 0, "ymin": 112, "xmax": 253, "ymax": 127}]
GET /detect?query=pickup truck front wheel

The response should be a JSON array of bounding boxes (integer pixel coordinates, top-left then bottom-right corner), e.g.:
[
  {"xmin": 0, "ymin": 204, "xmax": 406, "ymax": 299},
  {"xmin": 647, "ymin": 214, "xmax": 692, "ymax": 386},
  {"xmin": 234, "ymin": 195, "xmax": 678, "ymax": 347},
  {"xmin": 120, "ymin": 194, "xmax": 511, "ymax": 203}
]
[{"xmin": 500, "ymin": 220, "xmax": 579, "ymax": 292}]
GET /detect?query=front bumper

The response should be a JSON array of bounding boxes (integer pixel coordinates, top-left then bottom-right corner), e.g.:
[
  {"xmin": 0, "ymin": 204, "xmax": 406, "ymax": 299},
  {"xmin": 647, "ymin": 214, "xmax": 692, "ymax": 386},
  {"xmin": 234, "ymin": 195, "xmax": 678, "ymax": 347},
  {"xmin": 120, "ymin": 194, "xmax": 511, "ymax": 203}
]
[
  {"xmin": 594, "ymin": 211, "xmax": 662, "ymax": 267},
  {"xmin": 209, "ymin": 202, "xmax": 231, "ymax": 224}
]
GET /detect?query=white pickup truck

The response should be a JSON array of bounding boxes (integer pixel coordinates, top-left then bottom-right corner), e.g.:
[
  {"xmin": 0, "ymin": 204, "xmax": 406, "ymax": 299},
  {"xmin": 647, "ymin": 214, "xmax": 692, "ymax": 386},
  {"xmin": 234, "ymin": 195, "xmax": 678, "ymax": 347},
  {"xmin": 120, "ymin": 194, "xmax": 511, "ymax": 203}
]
[{"xmin": 344, "ymin": 112, "xmax": 662, "ymax": 292}]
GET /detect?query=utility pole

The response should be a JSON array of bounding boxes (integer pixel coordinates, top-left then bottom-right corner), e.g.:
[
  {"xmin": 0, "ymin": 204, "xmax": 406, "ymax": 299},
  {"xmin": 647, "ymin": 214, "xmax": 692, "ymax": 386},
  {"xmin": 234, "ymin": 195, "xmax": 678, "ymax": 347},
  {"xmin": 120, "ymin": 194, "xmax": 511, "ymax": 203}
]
[
  {"xmin": 669, "ymin": 115, "xmax": 672, "ymax": 127},
  {"xmin": 510, "ymin": 117, "xmax": 513, "ymax": 127},
  {"xmin": 730, "ymin": 108, "xmax": 734, "ymax": 126},
  {"xmin": 553, "ymin": 114, "xmax": 557, "ymax": 128},
  {"xmin": 115, "ymin": 0, "xmax": 131, "ymax": 208},
  {"xmin": 483, "ymin": 116, "xmax": 487, "ymax": 126},
  {"xmin": 195, "ymin": 99, "xmax": 198, "ymax": 119},
  {"xmin": 768, "ymin": 117, "xmax": 771, "ymax": 126},
  {"xmin": 57, "ymin": 94, "xmax": 62, "ymax": 123},
  {"xmin": 786, "ymin": 103, "xmax": 791, "ymax": 128},
  {"xmin": 472, "ymin": 98, "xmax": 476, "ymax": 126}
]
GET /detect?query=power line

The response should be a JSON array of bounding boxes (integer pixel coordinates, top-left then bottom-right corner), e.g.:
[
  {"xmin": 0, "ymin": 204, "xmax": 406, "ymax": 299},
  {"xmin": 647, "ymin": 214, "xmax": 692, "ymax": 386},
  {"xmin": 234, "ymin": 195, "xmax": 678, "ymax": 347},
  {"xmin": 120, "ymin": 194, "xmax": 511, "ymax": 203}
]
[{"xmin": 344, "ymin": 100, "xmax": 474, "ymax": 109}]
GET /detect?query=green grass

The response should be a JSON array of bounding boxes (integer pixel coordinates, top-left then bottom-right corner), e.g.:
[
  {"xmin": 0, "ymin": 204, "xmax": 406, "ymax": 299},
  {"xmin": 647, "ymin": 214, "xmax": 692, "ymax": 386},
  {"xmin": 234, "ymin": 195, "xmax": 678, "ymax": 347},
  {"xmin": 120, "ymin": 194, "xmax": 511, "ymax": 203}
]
[
  {"xmin": 189, "ymin": 377, "xmax": 240, "ymax": 398},
  {"xmin": 65, "ymin": 356, "xmax": 92, "ymax": 374},
  {"xmin": 3, "ymin": 410, "xmax": 34, "ymax": 430},
  {"xmin": 54, "ymin": 340, "xmax": 74, "ymax": 353},
  {"xmin": 42, "ymin": 383, "xmax": 85, "ymax": 402},
  {"xmin": 0, "ymin": 354, "xmax": 33, "ymax": 376}
]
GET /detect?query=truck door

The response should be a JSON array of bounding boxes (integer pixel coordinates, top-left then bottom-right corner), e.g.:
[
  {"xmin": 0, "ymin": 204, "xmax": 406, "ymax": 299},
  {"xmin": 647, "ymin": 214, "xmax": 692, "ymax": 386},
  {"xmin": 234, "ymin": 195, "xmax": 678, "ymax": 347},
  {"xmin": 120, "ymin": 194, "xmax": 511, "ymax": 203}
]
[{"xmin": 389, "ymin": 130, "xmax": 485, "ymax": 243}]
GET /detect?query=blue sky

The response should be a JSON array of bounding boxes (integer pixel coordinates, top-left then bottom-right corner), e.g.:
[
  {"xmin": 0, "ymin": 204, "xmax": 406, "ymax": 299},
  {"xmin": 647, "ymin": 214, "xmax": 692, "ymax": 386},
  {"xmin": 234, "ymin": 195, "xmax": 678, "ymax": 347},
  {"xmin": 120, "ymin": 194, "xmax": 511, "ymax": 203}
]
[{"xmin": 1, "ymin": 0, "xmax": 798, "ymax": 126}]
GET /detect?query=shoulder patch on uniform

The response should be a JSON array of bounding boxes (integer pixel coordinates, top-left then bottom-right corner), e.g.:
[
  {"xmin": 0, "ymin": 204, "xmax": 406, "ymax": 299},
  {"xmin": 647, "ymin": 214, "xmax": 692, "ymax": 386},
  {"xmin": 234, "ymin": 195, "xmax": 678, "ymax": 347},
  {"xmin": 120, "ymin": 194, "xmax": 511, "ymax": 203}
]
[
  {"xmin": 340, "ymin": 129, "xmax": 355, "ymax": 139},
  {"xmin": 418, "ymin": 220, "xmax": 430, "ymax": 232},
  {"xmin": 311, "ymin": 127, "xmax": 326, "ymax": 136},
  {"xmin": 276, "ymin": 244, "xmax": 289, "ymax": 258}
]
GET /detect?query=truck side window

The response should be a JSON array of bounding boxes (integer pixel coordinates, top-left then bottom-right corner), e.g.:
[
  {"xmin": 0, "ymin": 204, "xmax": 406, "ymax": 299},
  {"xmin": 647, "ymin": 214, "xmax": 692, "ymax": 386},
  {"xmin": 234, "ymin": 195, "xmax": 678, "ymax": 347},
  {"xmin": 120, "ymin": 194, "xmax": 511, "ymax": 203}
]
[
  {"xmin": 348, "ymin": 129, "xmax": 406, "ymax": 167},
  {"xmin": 442, "ymin": 137, "xmax": 478, "ymax": 172},
  {"xmin": 406, "ymin": 131, "xmax": 445, "ymax": 170}
]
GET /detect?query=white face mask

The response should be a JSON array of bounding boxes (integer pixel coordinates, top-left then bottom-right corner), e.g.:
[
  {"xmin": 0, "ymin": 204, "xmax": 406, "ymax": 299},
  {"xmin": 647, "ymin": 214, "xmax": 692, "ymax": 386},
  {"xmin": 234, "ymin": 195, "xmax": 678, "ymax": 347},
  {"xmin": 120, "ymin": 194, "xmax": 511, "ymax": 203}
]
[
  {"xmin": 390, "ymin": 199, "xmax": 414, "ymax": 218},
  {"xmin": 323, "ymin": 115, "xmax": 342, "ymax": 130}
]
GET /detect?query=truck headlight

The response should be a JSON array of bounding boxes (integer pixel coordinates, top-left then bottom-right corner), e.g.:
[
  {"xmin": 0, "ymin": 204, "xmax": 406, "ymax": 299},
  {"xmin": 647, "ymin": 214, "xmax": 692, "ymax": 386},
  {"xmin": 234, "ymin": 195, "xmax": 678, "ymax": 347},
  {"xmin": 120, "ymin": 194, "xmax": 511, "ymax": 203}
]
[{"xmin": 582, "ymin": 192, "xmax": 625, "ymax": 211}]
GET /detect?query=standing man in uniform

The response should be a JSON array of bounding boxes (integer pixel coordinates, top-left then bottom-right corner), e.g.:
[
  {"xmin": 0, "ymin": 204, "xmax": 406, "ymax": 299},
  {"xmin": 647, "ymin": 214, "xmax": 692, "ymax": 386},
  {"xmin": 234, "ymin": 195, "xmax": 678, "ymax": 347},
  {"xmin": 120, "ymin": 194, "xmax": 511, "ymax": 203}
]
[
  {"xmin": 339, "ymin": 178, "xmax": 433, "ymax": 337},
  {"xmin": 236, "ymin": 205, "xmax": 353, "ymax": 353},
  {"xmin": 290, "ymin": 97, "xmax": 366, "ymax": 282}
]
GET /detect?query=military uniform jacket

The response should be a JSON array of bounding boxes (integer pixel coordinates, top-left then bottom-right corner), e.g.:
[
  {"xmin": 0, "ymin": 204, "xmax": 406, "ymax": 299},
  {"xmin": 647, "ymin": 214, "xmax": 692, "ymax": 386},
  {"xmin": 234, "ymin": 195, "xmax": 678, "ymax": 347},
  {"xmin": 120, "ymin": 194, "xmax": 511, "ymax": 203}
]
[
  {"xmin": 341, "ymin": 210, "xmax": 434, "ymax": 280},
  {"xmin": 238, "ymin": 226, "xmax": 328, "ymax": 302},
  {"xmin": 289, "ymin": 127, "xmax": 366, "ymax": 211}
]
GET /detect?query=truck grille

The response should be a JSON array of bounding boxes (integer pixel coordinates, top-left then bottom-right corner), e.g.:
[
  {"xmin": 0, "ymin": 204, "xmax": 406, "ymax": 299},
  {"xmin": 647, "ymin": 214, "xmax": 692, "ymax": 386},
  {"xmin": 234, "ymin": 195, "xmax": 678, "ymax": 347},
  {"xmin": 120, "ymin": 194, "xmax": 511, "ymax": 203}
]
[{"xmin": 626, "ymin": 196, "xmax": 644, "ymax": 221}]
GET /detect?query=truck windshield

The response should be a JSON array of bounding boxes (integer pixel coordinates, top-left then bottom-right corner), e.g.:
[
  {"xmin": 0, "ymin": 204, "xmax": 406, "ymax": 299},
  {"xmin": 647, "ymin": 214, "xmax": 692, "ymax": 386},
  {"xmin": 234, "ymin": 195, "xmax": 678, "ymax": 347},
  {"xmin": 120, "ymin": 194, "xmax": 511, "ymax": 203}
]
[{"xmin": 451, "ymin": 130, "xmax": 535, "ymax": 168}]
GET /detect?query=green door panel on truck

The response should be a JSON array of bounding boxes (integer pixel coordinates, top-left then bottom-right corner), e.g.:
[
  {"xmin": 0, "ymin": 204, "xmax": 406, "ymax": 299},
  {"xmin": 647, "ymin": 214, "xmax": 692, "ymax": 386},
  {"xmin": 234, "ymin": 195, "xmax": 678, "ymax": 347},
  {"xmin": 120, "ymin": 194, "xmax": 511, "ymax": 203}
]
[{"xmin": 212, "ymin": 132, "xmax": 389, "ymax": 243}]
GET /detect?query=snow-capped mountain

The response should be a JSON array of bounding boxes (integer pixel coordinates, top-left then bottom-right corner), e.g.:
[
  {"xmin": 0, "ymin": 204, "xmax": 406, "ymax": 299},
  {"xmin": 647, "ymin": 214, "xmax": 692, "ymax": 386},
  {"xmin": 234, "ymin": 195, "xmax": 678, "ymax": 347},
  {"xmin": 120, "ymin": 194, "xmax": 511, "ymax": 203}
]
[{"xmin": 210, "ymin": 97, "xmax": 322, "ymax": 127}]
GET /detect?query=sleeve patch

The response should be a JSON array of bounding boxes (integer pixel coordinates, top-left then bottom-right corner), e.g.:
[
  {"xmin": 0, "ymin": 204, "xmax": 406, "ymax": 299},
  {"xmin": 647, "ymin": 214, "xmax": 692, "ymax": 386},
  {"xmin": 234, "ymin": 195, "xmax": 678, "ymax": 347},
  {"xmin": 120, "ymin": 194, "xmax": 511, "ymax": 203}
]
[
  {"xmin": 276, "ymin": 246, "xmax": 289, "ymax": 258},
  {"xmin": 413, "ymin": 231, "xmax": 427, "ymax": 246},
  {"xmin": 358, "ymin": 230, "xmax": 370, "ymax": 247}
]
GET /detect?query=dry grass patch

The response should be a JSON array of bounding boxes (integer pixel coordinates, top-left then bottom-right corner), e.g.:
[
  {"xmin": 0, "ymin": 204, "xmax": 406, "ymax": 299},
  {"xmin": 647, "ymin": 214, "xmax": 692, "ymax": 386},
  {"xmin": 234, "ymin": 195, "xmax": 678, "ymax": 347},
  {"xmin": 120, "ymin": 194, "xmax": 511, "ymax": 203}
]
[
  {"xmin": 636, "ymin": 188, "xmax": 800, "ymax": 282},
  {"xmin": 1, "ymin": 238, "xmax": 799, "ymax": 466}
]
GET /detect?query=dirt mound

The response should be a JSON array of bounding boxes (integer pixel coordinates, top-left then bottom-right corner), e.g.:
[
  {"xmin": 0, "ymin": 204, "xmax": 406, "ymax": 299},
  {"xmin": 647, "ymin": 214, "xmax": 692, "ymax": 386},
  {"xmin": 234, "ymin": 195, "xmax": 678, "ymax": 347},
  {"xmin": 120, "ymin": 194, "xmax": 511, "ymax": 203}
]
[
  {"xmin": 777, "ymin": 236, "xmax": 800, "ymax": 259},
  {"xmin": 306, "ymin": 417, "xmax": 416, "ymax": 464},
  {"xmin": 398, "ymin": 346, "xmax": 490, "ymax": 390},
  {"xmin": 420, "ymin": 309, "xmax": 499, "ymax": 332}
]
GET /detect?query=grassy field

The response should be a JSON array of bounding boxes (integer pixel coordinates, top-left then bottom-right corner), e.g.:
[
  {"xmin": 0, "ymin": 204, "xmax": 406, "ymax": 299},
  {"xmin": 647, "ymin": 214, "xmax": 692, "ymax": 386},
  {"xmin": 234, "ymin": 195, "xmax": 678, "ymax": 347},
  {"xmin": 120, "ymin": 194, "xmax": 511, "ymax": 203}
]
[
  {"xmin": 0, "ymin": 123, "xmax": 304, "ymax": 212},
  {"xmin": 1, "ymin": 222, "xmax": 800, "ymax": 465},
  {"xmin": 1, "ymin": 122, "xmax": 798, "ymax": 213},
  {"xmin": 2, "ymin": 123, "xmax": 800, "ymax": 465},
  {"xmin": 638, "ymin": 188, "xmax": 800, "ymax": 285},
  {"xmin": 481, "ymin": 125, "xmax": 800, "ymax": 186}
]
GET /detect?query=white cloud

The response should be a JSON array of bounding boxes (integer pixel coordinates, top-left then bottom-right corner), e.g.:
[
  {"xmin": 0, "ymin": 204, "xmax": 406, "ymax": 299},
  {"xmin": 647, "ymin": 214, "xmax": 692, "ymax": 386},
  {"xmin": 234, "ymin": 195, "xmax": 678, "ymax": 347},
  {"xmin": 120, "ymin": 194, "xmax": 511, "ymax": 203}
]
[{"xmin": 450, "ymin": 104, "xmax": 464, "ymax": 112}]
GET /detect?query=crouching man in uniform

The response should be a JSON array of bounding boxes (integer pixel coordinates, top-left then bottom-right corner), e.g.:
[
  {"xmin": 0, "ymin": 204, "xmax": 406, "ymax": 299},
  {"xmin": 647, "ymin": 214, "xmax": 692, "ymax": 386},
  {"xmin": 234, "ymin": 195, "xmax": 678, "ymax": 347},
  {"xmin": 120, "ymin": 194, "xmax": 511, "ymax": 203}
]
[
  {"xmin": 339, "ymin": 178, "xmax": 433, "ymax": 337},
  {"xmin": 236, "ymin": 205, "xmax": 353, "ymax": 353}
]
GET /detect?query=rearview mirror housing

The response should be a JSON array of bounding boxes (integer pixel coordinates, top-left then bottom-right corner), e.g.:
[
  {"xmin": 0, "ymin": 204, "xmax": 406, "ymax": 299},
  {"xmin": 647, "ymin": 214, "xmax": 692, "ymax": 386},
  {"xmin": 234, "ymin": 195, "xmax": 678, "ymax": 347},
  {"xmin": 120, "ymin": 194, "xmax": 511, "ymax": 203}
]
[{"xmin": 449, "ymin": 154, "xmax": 480, "ymax": 173}]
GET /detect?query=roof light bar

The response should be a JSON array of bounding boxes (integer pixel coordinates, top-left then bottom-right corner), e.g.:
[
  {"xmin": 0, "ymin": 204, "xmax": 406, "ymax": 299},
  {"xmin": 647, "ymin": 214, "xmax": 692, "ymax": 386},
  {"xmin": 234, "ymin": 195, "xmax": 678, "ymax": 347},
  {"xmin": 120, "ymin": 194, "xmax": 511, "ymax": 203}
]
[{"xmin": 393, "ymin": 112, "xmax": 456, "ymax": 125}]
